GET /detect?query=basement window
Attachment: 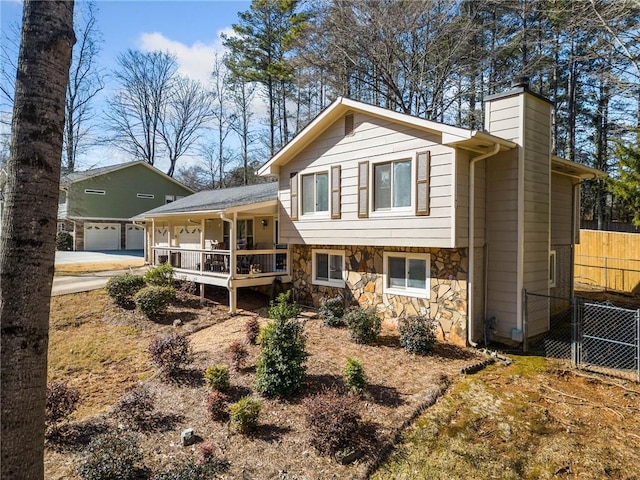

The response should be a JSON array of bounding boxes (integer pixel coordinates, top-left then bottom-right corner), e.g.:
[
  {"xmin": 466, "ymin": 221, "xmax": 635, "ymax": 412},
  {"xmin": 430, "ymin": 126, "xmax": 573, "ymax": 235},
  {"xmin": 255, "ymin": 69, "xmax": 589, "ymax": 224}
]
[
  {"xmin": 84, "ymin": 189, "xmax": 105, "ymax": 195},
  {"xmin": 137, "ymin": 193, "xmax": 155, "ymax": 199}
]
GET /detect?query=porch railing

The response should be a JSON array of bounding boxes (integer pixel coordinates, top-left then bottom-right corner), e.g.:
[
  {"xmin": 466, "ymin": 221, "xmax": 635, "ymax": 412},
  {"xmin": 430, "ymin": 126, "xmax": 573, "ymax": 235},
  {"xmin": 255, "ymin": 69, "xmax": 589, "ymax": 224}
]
[{"xmin": 151, "ymin": 246, "xmax": 289, "ymax": 278}]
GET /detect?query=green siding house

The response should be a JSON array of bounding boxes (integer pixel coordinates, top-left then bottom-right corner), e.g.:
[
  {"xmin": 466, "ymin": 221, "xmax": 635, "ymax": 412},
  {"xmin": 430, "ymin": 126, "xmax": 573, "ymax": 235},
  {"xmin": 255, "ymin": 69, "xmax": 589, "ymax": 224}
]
[{"xmin": 58, "ymin": 161, "xmax": 193, "ymax": 251}]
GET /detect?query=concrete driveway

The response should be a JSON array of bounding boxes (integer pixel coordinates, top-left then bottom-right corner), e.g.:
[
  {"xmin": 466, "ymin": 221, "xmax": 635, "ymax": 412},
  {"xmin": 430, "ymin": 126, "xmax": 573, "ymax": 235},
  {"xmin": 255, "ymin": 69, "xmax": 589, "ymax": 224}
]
[
  {"xmin": 55, "ymin": 250, "xmax": 144, "ymax": 265},
  {"xmin": 53, "ymin": 250, "xmax": 146, "ymax": 296}
]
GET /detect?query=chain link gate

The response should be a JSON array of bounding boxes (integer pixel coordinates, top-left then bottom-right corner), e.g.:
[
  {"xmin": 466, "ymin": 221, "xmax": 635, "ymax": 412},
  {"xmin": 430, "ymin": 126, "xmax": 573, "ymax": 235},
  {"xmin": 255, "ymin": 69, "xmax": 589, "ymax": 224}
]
[
  {"xmin": 574, "ymin": 301, "xmax": 640, "ymax": 382},
  {"xmin": 524, "ymin": 291, "xmax": 640, "ymax": 382}
]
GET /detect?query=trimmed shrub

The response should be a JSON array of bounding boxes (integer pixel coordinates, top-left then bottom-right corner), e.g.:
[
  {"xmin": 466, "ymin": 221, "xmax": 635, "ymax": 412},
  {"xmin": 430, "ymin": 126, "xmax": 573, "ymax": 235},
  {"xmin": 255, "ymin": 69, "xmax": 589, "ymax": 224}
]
[
  {"xmin": 105, "ymin": 274, "xmax": 146, "ymax": 307},
  {"xmin": 77, "ymin": 433, "xmax": 142, "ymax": 480},
  {"xmin": 46, "ymin": 381, "xmax": 79, "ymax": 425},
  {"xmin": 203, "ymin": 364, "xmax": 230, "ymax": 391},
  {"xmin": 144, "ymin": 262, "xmax": 174, "ymax": 287},
  {"xmin": 319, "ymin": 296, "xmax": 346, "ymax": 327},
  {"xmin": 55, "ymin": 231, "xmax": 73, "ymax": 251},
  {"xmin": 399, "ymin": 315, "xmax": 437, "ymax": 355},
  {"xmin": 227, "ymin": 340, "xmax": 249, "ymax": 372},
  {"xmin": 150, "ymin": 458, "xmax": 228, "ymax": 480},
  {"xmin": 230, "ymin": 396, "xmax": 262, "ymax": 433},
  {"xmin": 148, "ymin": 333, "xmax": 193, "ymax": 378},
  {"xmin": 205, "ymin": 391, "xmax": 229, "ymax": 421},
  {"xmin": 304, "ymin": 389, "xmax": 361, "ymax": 456},
  {"xmin": 343, "ymin": 358, "xmax": 367, "ymax": 395},
  {"xmin": 113, "ymin": 384, "xmax": 155, "ymax": 427},
  {"xmin": 268, "ymin": 291, "xmax": 300, "ymax": 321},
  {"xmin": 255, "ymin": 318, "xmax": 308, "ymax": 398},
  {"xmin": 344, "ymin": 307, "xmax": 381, "ymax": 344},
  {"xmin": 134, "ymin": 285, "xmax": 175, "ymax": 318},
  {"xmin": 243, "ymin": 316, "xmax": 260, "ymax": 345}
]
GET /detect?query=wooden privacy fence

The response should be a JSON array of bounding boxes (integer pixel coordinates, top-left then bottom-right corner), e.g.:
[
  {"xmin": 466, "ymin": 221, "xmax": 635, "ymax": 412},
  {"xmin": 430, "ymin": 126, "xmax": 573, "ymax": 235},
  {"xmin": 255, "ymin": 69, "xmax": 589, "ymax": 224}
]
[{"xmin": 575, "ymin": 229, "xmax": 640, "ymax": 294}]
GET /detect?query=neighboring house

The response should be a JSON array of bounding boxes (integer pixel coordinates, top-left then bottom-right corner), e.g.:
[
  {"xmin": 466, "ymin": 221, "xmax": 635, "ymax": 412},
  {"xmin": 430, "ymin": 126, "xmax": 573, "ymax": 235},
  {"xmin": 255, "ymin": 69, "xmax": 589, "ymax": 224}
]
[
  {"xmin": 133, "ymin": 182, "xmax": 288, "ymax": 311},
  {"xmin": 58, "ymin": 161, "xmax": 193, "ymax": 251},
  {"xmin": 138, "ymin": 82, "xmax": 599, "ymax": 347}
]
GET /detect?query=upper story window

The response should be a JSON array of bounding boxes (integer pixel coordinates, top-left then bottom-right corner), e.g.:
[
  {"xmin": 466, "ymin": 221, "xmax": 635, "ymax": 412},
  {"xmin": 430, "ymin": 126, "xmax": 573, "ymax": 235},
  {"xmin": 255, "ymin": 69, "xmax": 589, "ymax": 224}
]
[
  {"xmin": 374, "ymin": 160, "xmax": 411, "ymax": 210},
  {"xmin": 165, "ymin": 194, "xmax": 184, "ymax": 204},
  {"xmin": 383, "ymin": 251, "xmax": 430, "ymax": 298},
  {"xmin": 358, "ymin": 151, "xmax": 430, "ymax": 218},
  {"xmin": 84, "ymin": 189, "xmax": 105, "ymax": 195},
  {"xmin": 302, "ymin": 172, "xmax": 328, "ymax": 215},
  {"xmin": 312, "ymin": 249, "xmax": 345, "ymax": 288}
]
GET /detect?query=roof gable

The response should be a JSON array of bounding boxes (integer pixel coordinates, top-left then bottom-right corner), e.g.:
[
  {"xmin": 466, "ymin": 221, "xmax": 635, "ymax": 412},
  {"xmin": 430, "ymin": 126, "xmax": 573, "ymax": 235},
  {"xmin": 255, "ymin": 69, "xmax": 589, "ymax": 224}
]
[
  {"xmin": 258, "ymin": 98, "xmax": 515, "ymax": 175},
  {"xmin": 61, "ymin": 161, "xmax": 194, "ymax": 193}
]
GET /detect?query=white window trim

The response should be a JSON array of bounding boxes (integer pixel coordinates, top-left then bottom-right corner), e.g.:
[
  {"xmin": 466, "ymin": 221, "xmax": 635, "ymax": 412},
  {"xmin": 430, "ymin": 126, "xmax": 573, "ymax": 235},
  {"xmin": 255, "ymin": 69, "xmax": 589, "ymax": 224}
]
[
  {"xmin": 137, "ymin": 193, "xmax": 155, "ymax": 199},
  {"xmin": 312, "ymin": 249, "xmax": 345, "ymax": 288},
  {"xmin": 383, "ymin": 251, "xmax": 431, "ymax": 299},
  {"xmin": 369, "ymin": 153, "xmax": 415, "ymax": 217},
  {"xmin": 549, "ymin": 250, "xmax": 557, "ymax": 288},
  {"xmin": 300, "ymin": 169, "xmax": 330, "ymax": 218},
  {"xmin": 84, "ymin": 189, "xmax": 105, "ymax": 195}
]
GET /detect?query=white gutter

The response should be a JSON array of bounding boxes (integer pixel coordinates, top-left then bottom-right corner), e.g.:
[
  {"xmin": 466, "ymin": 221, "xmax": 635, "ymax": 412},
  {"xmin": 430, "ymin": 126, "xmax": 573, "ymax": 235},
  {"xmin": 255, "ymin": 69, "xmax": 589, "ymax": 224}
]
[{"xmin": 468, "ymin": 143, "xmax": 502, "ymax": 347}]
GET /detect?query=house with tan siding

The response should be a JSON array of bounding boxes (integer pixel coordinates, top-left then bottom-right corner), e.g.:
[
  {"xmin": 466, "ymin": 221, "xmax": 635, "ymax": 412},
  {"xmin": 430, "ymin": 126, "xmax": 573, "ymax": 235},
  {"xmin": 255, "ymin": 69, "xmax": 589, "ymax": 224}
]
[
  {"xmin": 256, "ymin": 81, "xmax": 599, "ymax": 346},
  {"xmin": 139, "ymin": 82, "xmax": 599, "ymax": 347}
]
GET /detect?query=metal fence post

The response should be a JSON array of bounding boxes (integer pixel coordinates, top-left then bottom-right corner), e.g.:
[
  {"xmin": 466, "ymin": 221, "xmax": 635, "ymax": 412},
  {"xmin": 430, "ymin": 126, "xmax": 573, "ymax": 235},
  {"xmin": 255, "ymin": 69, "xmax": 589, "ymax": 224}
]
[
  {"xmin": 522, "ymin": 289, "xmax": 528, "ymax": 353},
  {"xmin": 571, "ymin": 297, "xmax": 578, "ymax": 369},
  {"xmin": 637, "ymin": 309, "xmax": 640, "ymax": 383}
]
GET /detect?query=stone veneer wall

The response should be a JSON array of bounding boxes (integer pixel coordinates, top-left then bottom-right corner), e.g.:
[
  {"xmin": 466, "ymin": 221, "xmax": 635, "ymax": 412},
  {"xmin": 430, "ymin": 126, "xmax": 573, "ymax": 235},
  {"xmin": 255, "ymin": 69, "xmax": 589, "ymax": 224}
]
[{"xmin": 291, "ymin": 245, "xmax": 468, "ymax": 345}]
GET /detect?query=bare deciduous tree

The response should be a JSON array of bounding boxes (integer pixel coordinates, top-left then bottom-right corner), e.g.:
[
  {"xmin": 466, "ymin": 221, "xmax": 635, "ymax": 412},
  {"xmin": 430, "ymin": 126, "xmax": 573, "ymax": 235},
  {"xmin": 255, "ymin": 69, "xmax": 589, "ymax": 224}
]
[
  {"xmin": 105, "ymin": 50, "xmax": 178, "ymax": 167},
  {"xmin": 0, "ymin": 2, "xmax": 74, "ymax": 478},
  {"xmin": 63, "ymin": 0, "xmax": 105, "ymax": 173}
]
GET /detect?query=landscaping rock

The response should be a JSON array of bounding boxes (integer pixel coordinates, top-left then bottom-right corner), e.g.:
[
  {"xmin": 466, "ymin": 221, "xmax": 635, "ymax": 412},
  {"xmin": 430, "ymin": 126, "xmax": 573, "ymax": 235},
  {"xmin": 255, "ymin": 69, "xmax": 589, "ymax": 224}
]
[
  {"xmin": 181, "ymin": 428, "xmax": 195, "ymax": 446},
  {"xmin": 173, "ymin": 319, "xmax": 182, "ymax": 327}
]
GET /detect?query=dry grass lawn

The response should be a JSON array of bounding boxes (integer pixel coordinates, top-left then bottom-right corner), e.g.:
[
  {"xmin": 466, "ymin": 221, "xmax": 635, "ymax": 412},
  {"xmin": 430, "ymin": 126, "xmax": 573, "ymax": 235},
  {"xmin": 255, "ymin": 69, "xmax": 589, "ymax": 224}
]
[{"xmin": 46, "ymin": 287, "xmax": 482, "ymax": 479}]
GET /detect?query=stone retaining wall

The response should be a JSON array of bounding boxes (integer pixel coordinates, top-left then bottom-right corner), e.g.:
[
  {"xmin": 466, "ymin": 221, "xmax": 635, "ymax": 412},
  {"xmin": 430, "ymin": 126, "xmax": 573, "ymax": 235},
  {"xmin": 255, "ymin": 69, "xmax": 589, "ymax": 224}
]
[{"xmin": 291, "ymin": 245, "xmax": 468, "ymax": 345}]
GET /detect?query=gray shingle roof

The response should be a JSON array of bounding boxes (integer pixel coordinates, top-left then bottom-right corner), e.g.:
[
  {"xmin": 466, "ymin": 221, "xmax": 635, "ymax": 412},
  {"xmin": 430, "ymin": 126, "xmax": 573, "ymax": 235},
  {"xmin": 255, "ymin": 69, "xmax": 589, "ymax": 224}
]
[
  {"xmin": 137, "ymin": 182, "xmax": 278, "ymax": 217},
  {"xmin": 60, "ymin": 161, "xmax": 142, "ymax": 185}
]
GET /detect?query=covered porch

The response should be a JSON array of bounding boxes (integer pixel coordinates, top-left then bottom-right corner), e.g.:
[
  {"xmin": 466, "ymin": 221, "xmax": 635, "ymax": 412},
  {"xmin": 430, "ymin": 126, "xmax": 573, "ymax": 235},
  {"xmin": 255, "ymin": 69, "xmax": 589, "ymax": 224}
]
[{"xmin": 135, "ymin": 183, "xmax": 290, "ymax": 313}]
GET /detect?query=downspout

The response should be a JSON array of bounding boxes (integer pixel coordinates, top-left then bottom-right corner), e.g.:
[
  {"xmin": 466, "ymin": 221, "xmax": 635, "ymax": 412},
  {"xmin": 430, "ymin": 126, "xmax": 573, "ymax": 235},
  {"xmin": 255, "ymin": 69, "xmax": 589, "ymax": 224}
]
[
  {"xmin": 468, "ymin": 143, "xmax": 501, "ymax": 347},
  {"xmin": 220, "ymin": 211, "xmax": 235, "ymax": 313}
]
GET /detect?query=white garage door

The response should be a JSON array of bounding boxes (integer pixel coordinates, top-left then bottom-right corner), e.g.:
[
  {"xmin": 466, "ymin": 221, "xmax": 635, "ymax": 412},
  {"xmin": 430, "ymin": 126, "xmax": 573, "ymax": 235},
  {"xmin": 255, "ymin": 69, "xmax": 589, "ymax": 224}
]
[
  {"xmin": 125, "ymin": 224, "xmax": 144, "ymax": 250},
  {"xmin": 84, "ymin": 223, "xmax": 121, "ymax": 251}
]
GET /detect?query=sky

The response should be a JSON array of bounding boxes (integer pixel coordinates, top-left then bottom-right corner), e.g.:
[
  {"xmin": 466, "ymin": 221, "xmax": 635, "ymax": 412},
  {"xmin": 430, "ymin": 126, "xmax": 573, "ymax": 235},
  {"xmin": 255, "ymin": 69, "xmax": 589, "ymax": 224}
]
[{"xmin": 0, "ymin": 0, "xmax": 253, "ymax": 172}]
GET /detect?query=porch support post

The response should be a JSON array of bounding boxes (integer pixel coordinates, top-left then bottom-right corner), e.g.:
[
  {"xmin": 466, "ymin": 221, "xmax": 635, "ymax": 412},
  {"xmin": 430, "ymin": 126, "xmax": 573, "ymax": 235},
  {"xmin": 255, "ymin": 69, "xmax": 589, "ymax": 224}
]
[
  {"xmin": 229, "ymin": 285, "xmax": 237, "ymax": 314},
  {"xmin": 150, "ymin": 219, "xmax": 155, "ymax": 264},
  {"xmin": 200, "ymin": 283, "xmax": 205, "ymax": 303}
]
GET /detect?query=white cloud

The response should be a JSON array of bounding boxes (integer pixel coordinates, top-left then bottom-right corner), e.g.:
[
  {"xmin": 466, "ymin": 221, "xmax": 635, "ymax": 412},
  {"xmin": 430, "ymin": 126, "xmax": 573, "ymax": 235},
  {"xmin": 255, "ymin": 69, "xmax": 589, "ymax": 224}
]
[{"xmin": 138, "ymin": 31, "xmax": 227, "ymax": 86}]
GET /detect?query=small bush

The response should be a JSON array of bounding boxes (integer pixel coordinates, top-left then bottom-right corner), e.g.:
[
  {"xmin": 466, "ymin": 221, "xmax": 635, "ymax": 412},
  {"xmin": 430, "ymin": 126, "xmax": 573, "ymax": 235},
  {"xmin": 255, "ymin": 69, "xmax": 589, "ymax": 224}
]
[
  {"xmin": 78, "ymin": 433, "xmax": 142, "ymax": 480},
  {"xmin": 198, "ymin": 442, "xmax": 221, "ymax": 464},
  {"xmin": 46, "ymin": 381, "xmax": 79, "ymax": 425},
  {"xmin": 304, "ymin": 389, "xmax": 361, "ymax": 456},
  {"xmin": 205, "ymin": 391, "xmax": 228, "ymax": 421},
  {"xmin": 143, "ymin": 262, "xmax": 174, "ymax": 287},
  {"xmin": 55, "ymin": 231, "xmax": 73, "ymax": 251},
  {"xmin": 150, "ymin": 457, "xmax": 228, "ymax": 480},
  {"xmin": 243, "ymin": 316, "xmax": 260, "ymax": 345},
  {"xmin": 113, "ymin": 384, "xmax": 155, "ymax": 427},
  {"xmin": 134, "ymin": 285, "xmax": 175, "ymax": 318},
  {"xmin": 203, "ymin": 364, "xmax": 230, "ymax": 391},
  {"xmin": 230, "ymin": 396, "xmax": 262, "ymax": 433},
  {"xmin": 319, "ymin": 296, "xmax": 346, "ymax": 327},
  {"xmin": 255, "ymin": 318, "xmax": 308, "ymax": 398},
  {"xmin": 148, "ymin": 333, "xmax": 193, "ymax": 378},
  {"xmin": 343, "ymin": 358, "xmax": 367, "ymax": 395},
  {"xmin": 105, "ymin": 274, "xmax": 146, "ymax": 307},
  {"xmin": 268, "ymin": 290, "xmax": 301, "ymax": 321},
  {"xmin": 227, "ymin": 340, "xmax": 249, "ymax": 372},
  {"xmin": 344, "ymin": 307, "xmax": 381, "ymax": 344},
  {"xmin": 399, "ymin": 315, "xmax": 437, "ymax": 355}
]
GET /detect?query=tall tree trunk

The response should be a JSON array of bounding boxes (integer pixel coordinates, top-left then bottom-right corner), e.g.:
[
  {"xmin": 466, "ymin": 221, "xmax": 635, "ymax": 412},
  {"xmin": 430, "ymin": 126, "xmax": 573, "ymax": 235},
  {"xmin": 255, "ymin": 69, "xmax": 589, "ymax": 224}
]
[{"xmin": 0, "ymin": 2, "xmax": 74, "ymax": 479}]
